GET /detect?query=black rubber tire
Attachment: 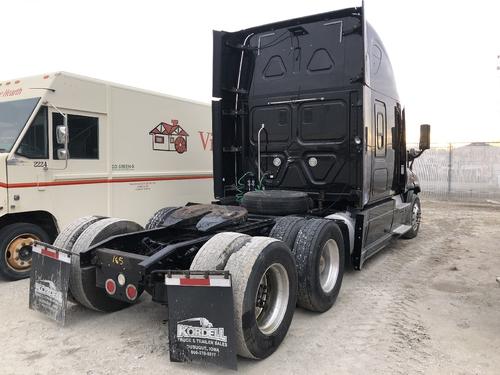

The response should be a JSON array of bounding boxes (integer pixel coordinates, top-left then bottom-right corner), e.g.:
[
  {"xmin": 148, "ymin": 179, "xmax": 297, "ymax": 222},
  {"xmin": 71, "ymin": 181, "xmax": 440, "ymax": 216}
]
[
  {"xmin": 225, "ymin": 237, "xmax": 297, "ymax": 359},
  {"xmin": 70, "ymin": 218, "xmax": 143, "ymax": 312},
  {"xmin": 54, "ymin": 216, "xmax": 104, "ymax": 251},
  {"xmin": 145, "ymin": 207, "xmax": 179, "ymax": 229},
  {"xmin": 241, "ymin": 190, "xmax": 311, "ymax": 215},
  {"xmin": 190, "ymin": 232, "xmax": 250, "ymax": 271},
  {"xmin": 403, "ymin": 197, "xmax": 421, "ymax": 239},
  {"xmin": 53, "ymin": 216, "xmax": 105, "ymax": 302},
  {"xmin": 293, "ymin": 219, "xmax": 345, "ymax": 312},
  {"xmin": 269, "ymin": 216, "xmax": 307, "ymax": 249},
  {"xmin": 0, "ymin": 223, "xmax": 51, "ymax": 280}
]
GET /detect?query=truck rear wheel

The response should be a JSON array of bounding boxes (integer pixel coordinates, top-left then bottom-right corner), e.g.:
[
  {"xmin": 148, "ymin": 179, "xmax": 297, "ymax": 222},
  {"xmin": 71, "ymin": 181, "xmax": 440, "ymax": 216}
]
[
  {"xmin": 269, "ymin": 216, "xmax": 307, "ymax": 249},
  {"xmin": 293, "ymin": 219, "xmax": 344, "ymax": 312},
  {"xmin": 53, "ymin": 216, "xmax": 105, "ymax": 302},
  {"xmin": 225, "ymin": 237, "xmax": 297, "ymax": 359},
  {"xmin": 54, "ymin": 216, "xmax": 103, "ymax": 250},
  {"xmin": 70, "ymin": 218, "xmax": 143, "ymax": 312},
  {"xmin": 145, "ymin": 207, "xmax": 179, "ymax": 229},
  {"xmin": 0, "ymin": 223, "xmax": 50, "ymax": 280},
  {"xmin": 190, "ymin": 232, "xmax": 250, "ymax": 271}
]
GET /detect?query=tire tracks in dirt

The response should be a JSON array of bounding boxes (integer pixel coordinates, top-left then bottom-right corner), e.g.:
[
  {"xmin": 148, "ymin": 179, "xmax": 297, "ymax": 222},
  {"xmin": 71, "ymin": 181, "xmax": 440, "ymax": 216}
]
[{"xmin": 338, "ymin": 206, "xmax": 474, "ymax": 374}]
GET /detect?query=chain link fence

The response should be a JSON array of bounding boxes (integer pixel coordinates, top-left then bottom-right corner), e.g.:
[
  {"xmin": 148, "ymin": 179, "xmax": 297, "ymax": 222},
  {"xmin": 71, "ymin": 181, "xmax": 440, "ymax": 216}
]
[{"xmin": 407, "ymin": 142, "xmax": 500, "ymax": 202}]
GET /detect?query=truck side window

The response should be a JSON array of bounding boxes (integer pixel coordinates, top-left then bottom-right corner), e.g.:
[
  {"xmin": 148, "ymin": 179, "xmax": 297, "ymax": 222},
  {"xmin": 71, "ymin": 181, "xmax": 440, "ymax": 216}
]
[
  {"xmin": 53, "ymin": 113, "xmax": 99, "ymax": 159},
  {"xmin": 16, "ymin": 106, "xmax": 48, "ymax": 159},
  {"xmin": 375, "ymin": 101, "xmax": 386, "ymax": 157}
]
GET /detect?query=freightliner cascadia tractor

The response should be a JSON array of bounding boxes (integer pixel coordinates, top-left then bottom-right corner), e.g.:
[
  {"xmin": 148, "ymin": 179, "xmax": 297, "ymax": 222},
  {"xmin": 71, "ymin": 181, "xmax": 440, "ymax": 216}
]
[{"xmin": 31, "ymin": 7, "xmax": 430, "ymax": 363}]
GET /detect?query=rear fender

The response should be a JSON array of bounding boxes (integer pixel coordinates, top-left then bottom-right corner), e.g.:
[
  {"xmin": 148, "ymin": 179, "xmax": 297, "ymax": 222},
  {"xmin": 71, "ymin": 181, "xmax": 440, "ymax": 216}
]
[{"xmin": 324, "ymin": 212, "xmax": 355, "ymax": 255}]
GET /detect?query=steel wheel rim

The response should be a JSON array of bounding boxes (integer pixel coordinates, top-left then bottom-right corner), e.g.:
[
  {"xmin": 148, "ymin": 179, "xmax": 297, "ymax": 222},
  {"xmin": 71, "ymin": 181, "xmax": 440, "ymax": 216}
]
[
  {"xmin": 5, "ymin": 233, "xmax": 39, "ymax": 272},
  {"xmin": 319, "ymin": 239, "xmax": 340, "ymax": 293},
  {"xmin": 411, "ymin": 202, "xmax": 421, "ymax": 231},
  {"xmin": 255, "ymin": 263, "xmax": 289, "ymax": 335}
]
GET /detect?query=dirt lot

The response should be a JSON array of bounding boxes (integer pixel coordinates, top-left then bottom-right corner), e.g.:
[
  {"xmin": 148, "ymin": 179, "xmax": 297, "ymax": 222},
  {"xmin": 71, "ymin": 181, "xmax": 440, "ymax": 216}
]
[{"xmin": 1, "ymin": 200, "xmax": 500, "ymax": 374}]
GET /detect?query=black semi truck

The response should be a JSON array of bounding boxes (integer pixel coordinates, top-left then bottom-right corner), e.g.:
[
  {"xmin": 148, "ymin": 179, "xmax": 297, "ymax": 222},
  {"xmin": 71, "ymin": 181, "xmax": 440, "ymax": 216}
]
[{"xmin": 30, "ymin": 6, "xmax": 430, "ymax": 362}]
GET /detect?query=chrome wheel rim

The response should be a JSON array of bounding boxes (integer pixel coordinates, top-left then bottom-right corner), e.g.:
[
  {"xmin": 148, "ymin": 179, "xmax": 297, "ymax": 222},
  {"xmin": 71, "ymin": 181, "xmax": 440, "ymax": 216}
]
[
  {"xmin": 255, "ymin": 263, "xmax": 289, "ymax": 335},
  {"xmin": 5, "ymin": 233, "xmax": 38, "ymax": 272},
  {"xmin": 411, "ymin": 202, "xmax": 421, "ymax": 231},
  {"xmin": 319, "ymin": 239, "xmax": 340, "ymax": 293}
]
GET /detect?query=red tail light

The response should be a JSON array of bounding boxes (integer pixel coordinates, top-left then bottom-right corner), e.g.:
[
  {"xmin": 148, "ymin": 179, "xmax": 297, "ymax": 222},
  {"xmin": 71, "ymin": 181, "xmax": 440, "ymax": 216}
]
[
  {"xmin": 125, "ymin": 284, "xmax": 137, "ymax": 301},
  {"xmin": 105, "ymin": 279, "xmax": 116, "ymax": 295}
]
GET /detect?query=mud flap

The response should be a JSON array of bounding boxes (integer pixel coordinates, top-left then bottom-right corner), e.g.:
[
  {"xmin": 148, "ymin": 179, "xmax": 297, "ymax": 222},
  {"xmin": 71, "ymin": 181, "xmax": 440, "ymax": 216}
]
[
  {"xmin": 165, "ymin": 271, "xmax": 237, "ymax": 370},
  {"xmin": 29, "ymin": 241, "xmax": 72, "ymax": 324}
]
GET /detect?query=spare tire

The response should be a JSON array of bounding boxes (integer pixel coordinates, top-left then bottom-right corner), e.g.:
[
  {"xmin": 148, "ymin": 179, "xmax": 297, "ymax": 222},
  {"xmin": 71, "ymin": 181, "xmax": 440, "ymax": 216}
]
[
  {"xmin": 145, "ymin": 207, "xmax": 179, "ymax": 229},
  {"xmin": 241, "ymin": 190, "xmax": 311, "ymax": 216}
]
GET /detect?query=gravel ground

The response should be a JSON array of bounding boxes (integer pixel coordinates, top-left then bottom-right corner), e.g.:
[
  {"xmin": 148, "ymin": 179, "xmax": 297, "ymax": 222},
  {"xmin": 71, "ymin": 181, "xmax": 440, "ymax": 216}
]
[{"xmin": 1, "ymin": 200, "xmax": 499, "ymax": 374}]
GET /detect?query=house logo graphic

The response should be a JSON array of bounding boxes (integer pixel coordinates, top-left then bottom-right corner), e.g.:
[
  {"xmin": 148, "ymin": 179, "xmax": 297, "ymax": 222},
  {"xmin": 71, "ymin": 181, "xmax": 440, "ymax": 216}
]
[{"xmin": 149, "ymin": 119, "xmax": 189, "ymax": 154}]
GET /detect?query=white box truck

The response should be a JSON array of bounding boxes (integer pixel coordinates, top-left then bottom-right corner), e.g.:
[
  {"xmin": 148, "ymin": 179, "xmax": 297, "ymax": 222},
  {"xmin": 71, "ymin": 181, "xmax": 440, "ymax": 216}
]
[{"xmin": 0, "ymin": 72, "xmax": 213, "ymax": 279}]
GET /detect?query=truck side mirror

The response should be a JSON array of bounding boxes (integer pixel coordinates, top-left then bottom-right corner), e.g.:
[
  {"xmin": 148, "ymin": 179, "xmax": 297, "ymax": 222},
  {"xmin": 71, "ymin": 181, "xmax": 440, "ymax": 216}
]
[
  {"xmin": 419, "ymin": 124, "xmax": 430, "ymax": 150},
  {"xmin": 56, "ymin": 125, "xmax": 68, "ymax": 145},
  {"xmin": 56, "ymin": 116, "xmax": 69, "ymax": 161},
  {"xmin": 57, "ymin": 148, "xmax": 68, "ymax": 160}
]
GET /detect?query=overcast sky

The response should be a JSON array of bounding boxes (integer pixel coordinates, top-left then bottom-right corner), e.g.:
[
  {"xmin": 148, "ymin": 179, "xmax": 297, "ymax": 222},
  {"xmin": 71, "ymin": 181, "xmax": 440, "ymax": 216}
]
[{"xmin": 2, "ymin": 0, "xmax": 499, "ymax": 144}]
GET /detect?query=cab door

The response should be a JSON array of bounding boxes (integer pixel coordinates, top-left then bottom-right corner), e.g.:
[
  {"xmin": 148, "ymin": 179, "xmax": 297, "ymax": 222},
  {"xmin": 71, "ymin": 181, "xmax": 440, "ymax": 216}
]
[
  {"xmin": 45, "ymin": 108, "xmax": 108, "ymax": 226},
  {"xmin": 7, "ymin": 105, "xmax": 54, "ymax": 214}
]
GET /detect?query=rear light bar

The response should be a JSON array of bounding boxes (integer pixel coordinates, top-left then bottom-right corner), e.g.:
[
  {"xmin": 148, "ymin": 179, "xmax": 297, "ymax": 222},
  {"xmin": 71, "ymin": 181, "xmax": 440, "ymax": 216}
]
[{"xmin": 105, "ymin": 277, "xmax": 137, "ymax": 301}]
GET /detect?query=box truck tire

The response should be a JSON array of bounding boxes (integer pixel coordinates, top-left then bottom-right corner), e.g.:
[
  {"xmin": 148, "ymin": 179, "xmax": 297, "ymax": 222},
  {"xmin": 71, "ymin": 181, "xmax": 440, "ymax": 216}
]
[
  {"xmin": 293, "ymin": 219, "xmax": 344, "ymax": 312},
  {"xmin": 190, "ymin": 232, "xmax": 250, "ymax": 271},
  {"xmin": 269, "ymin": 216, "xmax": 307, "ymax": 249},
  {"xmin": 224, "ymin": 237, "xmax": 297, "ymax": 359},
  {"xmin": 0, "ymin": 223, "xmax": 50, "ymax": 280},
  {"xmin": 70, "ymin": 218, "xmax": 143, "ymax": 312}
]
